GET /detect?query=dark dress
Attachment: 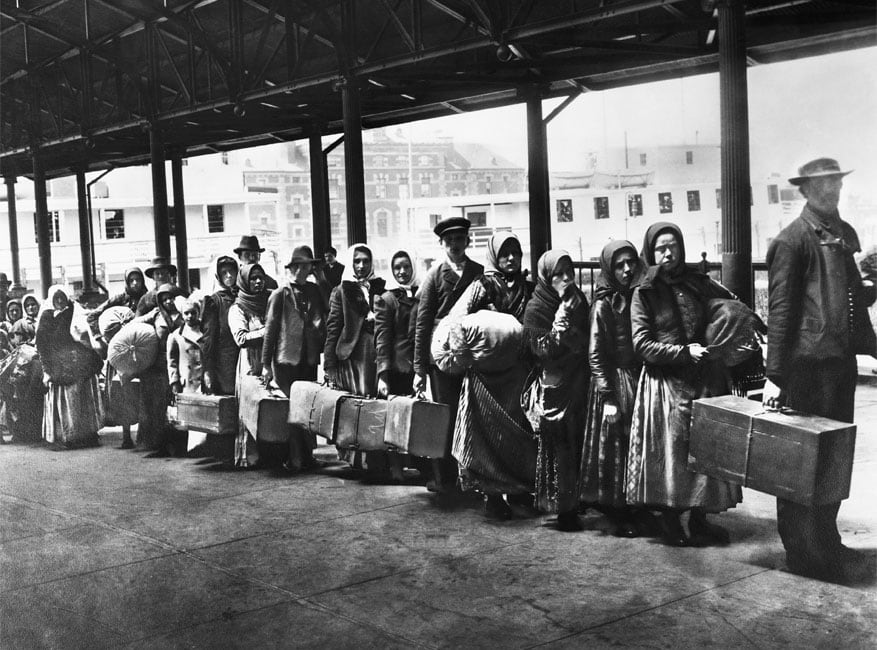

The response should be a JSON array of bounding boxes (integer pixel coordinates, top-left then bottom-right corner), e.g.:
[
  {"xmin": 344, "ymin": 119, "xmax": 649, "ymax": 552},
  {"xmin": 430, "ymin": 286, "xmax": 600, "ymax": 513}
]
[
  {"xmin": 374, "ymin": 287, "xmax": 418, "ymax": 395},
  {"xmin": 202, "ymin": 286, "xmax": 239, "ymax": 395}
]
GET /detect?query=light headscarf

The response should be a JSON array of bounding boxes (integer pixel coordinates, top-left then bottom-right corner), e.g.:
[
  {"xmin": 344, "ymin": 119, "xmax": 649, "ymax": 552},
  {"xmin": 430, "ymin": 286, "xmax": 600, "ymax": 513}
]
[
  {"xmin": 22, "ymin": 294, "xmax": 41, "ymax": 322},
  {"xmin": 384, "ymin": 250, "xmax": 419, "ymax": 294},
  {"xmin": 4, "ymin": 297, "xmax": 22, "ymax": 324},
  {"xmin": 486, "ymin": 232, "xmax": 523, "ymax": 279},
  {"xmin": 340, "ymin": 243, "xmax": 376, "ymax": 285},
  {"xmin": 36, "ymin": 285, "xmax": 93, "ymax": 346}
]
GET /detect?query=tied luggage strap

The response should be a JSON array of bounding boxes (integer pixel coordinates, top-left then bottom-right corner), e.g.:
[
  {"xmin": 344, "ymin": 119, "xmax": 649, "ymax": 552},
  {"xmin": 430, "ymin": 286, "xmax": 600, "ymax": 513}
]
[{"xmin": 745, "ymin": 405, "xmax": 792, "ymax": 484}]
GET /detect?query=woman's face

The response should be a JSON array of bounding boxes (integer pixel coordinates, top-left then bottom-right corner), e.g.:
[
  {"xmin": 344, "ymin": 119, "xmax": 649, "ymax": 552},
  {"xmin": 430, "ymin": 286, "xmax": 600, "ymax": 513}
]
[
  {"xmin": 392, "ymin": 255, "xmax": 413, "ymax": 285},
  {"xmin": 24, "ymin": 300, "xmax": 39, "ymax": 318},
  {"xmin": 160, "ymin": 294, "xmax": 176, "ymax": 313},
  {"xmin": 127, "ymin": 273, "xmax": 144, "ymax": 294},
  {"xmin": 496, "ymin": 241, "xmax": 522, "ymax": 276},
  {"xmin": 352, "ymin": 250, "xmax": 372, "ymax": 279},
  {"xmin": 248, "ymin": 268, "xmax": 266, "ymax": 293},
  {"xmin": 653, "ymin": 233, "xmax": 681, "ymax": 271},
  {"xmin": 219, "ymin": 264, "xmax": 237, "ymax": 288},
  {"xmin": 6, "ymin": 303, "xmax": 22, "ymax": 322},
  {"xmin": 612, "ymin": 250, "xmax": 638, "ymax": 288},
  {"xmin": 550, "ymin": 258, "xmax": 575, "ymax": 297},
  {"xmin": 51, "ymin": 291, "xmax": 69, "ymax": 311}
]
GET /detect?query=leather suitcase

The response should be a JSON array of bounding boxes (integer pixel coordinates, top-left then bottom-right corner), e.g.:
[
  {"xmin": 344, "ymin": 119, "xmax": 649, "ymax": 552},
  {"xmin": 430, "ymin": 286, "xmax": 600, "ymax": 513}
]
[
  {"xmin": 384, "ymin": 395, "xmax": 451, "ymax": 458},
  {"xmin": 175, "ymin": 393, "xmax": 238, "ymax": 436},
  {"xmin": 689, "ymin": 395, "xmax": 856, "ymax": 505},
  {"xmin": 238, "ymin": 375, "xmax": 290, "ymax": 444},
  {"xmin": 334, "ymin": 396, "xmax": 388, "ymax": 451},
  {"xmin": 288, "ymin": 381, "xmax": 350, "ymax": 442}
]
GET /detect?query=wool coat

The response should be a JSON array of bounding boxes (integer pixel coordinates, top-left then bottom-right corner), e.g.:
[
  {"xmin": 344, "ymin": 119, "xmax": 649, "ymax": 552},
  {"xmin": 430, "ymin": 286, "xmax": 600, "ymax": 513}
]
[
  {"xmin": 323, "ymin": 278, "xmax": 386, "ymax": 371},
  {"xmin": 262, "ymin": 282, "xmax": 327, "ymax": 369},
  {"xmin": 167, "ymin": 325, "xmax": 207, "ymax": 393}
]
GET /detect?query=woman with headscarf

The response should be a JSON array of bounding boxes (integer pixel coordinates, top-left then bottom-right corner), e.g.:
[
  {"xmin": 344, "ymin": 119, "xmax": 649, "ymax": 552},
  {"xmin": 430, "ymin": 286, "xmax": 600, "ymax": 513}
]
[
  {"xmin": 323, "ymin": 244, "xmax": 387, "ymax": 471},
  {"xmin": 202, "ymin": 256, "xmax": 239, "ymax": 395},
  {"xmin": 627, "ymin": 222, "xmax": 742, "ymax": 546},
  {"xmin": 579, "ymin": 240, "xmax": 644, "ymax": 537},
  {"xmin": 2, "ymin": 298, "xmax": 23, "ymax": 334},
  {"xmin": 86, "ymin": 267, "xmax": 147, "ymax": 335},
  {"xmin": 133, "ymin": 283, "xmax": 183, "ymax": 455},
  {"xmin": 22, "ymin": 295, "xmax": 41, "ymax": 327},
  {"xmin": 228, "ymin": 262, "xmax": 269, "ymax": 467},
  {"xmin": 0, "ymin": 320, "xmax": 44, "ymax": 442},
  {"xmin": 448, "ymin": 232, "xmax": 536, "ymax": 520},
  {"xmin": 35, "ymin": 285, "xmax": 103, "ymax": 449},
  {"xmin": 524, "ymin": 250, "xmax": 590, "ymax": 531}
]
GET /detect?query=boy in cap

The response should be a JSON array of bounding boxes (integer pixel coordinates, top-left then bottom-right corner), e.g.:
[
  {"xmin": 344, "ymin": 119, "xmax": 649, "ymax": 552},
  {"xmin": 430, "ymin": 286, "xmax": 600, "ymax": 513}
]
[
  {"xmin": 413, "ymin": 217, "xmax": 484, "ymax": 495},
  {"xmin": 764, "ymin": 157, "xmax": 876, "ymax": 583},
  {"xmin": 136, "ymin": 257, "xmax": 186, "ymax": 316},
  {"xmin": 234, "ymin": 235, "xmax": 279, "ymax": 291}
]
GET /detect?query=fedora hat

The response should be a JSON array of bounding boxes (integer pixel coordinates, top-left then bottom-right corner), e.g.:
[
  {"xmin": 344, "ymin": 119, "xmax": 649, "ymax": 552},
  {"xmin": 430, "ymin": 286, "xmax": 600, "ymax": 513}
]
[
  {"xmin": 285, "ymin": 245, "xmax": 319, "ymax": 268},
  {"xmin": 433, "ymin": 216, "xmax": 471, "ymax": 238},
  {"xmin": 234, "ymin": 235, "xmax": 265, "ymax": 254},
  {"xmin": 788, "ymin": 157, "xmax": 853, "ymax": 186},
  {"xmin": 144, "ymin": 256, "xmax": 177, "ymax": 278}
]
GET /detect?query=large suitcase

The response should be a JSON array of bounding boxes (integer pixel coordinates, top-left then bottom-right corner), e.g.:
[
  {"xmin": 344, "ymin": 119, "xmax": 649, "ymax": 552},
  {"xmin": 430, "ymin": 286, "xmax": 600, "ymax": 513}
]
[
  {"xmin": 288, "ymin": 381, "xmax": 350, "ymax": 442},
  {"xmin": 384, "ymin": 395, "xmax": 451, "ymax": 458},
  {"xmin": 175, "ymin": 392, "xmax": 238, "ymax": 436},
  {"xmin": 334, "ymin": 396, "xmax": 388, "ymax": 451},
  {"xmin": 688, "ymin": 395, "xmax": 856, "ymax": 505},
  {"xmin": 238, "ymin": 375, "xmax": 289, "ymax": 444}
]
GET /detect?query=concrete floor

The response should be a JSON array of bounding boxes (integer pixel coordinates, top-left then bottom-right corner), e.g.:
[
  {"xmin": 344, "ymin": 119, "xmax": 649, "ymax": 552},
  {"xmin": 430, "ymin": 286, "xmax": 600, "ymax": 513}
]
[{"xmin": 1, "ymin": 387, "xmax": 876, "ymax": 649}]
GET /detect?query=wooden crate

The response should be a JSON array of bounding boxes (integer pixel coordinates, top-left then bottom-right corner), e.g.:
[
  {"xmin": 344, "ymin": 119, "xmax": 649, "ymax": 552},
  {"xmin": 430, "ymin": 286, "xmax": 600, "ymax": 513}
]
[
  {"xmin": 689, "ymin": 395, "xmax": 856, "ymax": 505},
  {"xmin": 384, "ymin": 396, "xmax": 450, "ymax": 458},
  {"xmin": 175, "ymin": 393, "xmax": 237, "ymax": 436}
]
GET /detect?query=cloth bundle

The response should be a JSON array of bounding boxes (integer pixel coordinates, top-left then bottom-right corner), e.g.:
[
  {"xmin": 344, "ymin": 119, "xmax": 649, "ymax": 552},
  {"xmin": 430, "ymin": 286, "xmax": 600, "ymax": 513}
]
[
  {"xmin": 704, "ymin": 298, "xmax": 767, "ymax": 367},
  {"xmin": 431, "ymin": 310, "xmax": 523, "ymax": 375},
  {"xmin": 107, "ymin": 322, "xmax": 159, "ymax": 379},
  {"xmin": 97, "ymin": 306, "xmax": 135, "ymax": 342}
]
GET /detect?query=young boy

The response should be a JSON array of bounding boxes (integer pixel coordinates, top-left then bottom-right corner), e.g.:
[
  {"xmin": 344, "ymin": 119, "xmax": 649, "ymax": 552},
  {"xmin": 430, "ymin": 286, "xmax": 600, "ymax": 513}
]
[
  {"xmin": 412, "ymin": 217, "xmax": 484, "ymax": 495},
  {"xmin": 167, "ymin": 298, "xmax": 207, "ymax": 395}
]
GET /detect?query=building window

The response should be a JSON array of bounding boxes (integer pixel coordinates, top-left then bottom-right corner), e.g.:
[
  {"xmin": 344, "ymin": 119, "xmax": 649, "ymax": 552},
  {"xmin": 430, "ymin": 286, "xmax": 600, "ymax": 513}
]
[
  {"xmin": 292, "ymin": 197, "xmax": 302, "ymax": 219},
  {"xmin": 207, "ymin": 205, "xmax": 225, "ymax": 233},
  {"xmin": 627, "ymin": 194, "xmax": 643, "ymax": 217},
  {"xmin": 767, "ymin": 184, "xmax": 780, "ymax": 204},
  {"xmin": 639, "ymin": 153, "xmax": 647, "ymax": 166},
  {"xmin": 418, "ymin": 155, "xmax": 431, "ymax": 166},
  {"xmin": 104, "ymin": 209, "xmax": 125, "ymax": 239},
  {"xmin": 557, "ymin": 199, "xmax": 573, "ymax": 223},
  {"xmin": 686, "ymin": 150, "xmax": 694, "ymax": 165},
  {"xmin": 687, "ymin": 190, "xmax": 701, "ymax": 212},
  {"xmin": 373, "ymin": 156, "xmax": 386, "ymax": 167},
  {"xmin": 466, "ymin": 211, "xmax": 487, "ymax": 227},
  {"xmin": 484, "ymin": 174, "xmax": 492, "ymax": 194},
  {"xmin": 594, "ymin": 197, "xmax": 610, "ymax": 220},
  {"xmin": 329, "ymin": 175, "xmax": 340, "ymax": 199},
  {"xmin": 658, "ymin": 192, "xmax": 673, "ymax": 214},
  {"xmin": 221, "ymin": 152, "xmax": 229, "ymax": 165},
  {"xmin": 374, "ymin": 210, "xmax": 389, "ymax": 237},
  {"xmin": 375, "ymin": 173, "xmax": 389, "ymax": 199},
  {"xmin": 420, "ymin": 173, "xmax": 432, "ymax": 197},
  {"xmin": 33, "ymin": 210, "xmax": 61, "ymax": 243},
  {"xmin": 429, "ymin": 214, "xmax": 443, "ymax": 229},
  {"xmin": 716, "ymin": 188, "xmax": 722, "ymax": 209}
]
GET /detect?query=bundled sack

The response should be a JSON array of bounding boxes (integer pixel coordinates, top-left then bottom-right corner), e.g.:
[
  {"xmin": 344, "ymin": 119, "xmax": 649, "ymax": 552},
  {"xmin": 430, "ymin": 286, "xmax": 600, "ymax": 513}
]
[
  {"xmin": 107, "ymin": 321, "xmax": 159, "ymax": 379},
  {"xmin": 431, "ymin": 310, "xmax": 524, "ymax": 375},
  {"xmin": 97, "ymin": 306, "xmax": 135, "ymax": 342},
  {"xmin": 704, "ymin": 298, "xmax": 766, "ymax": 367}
]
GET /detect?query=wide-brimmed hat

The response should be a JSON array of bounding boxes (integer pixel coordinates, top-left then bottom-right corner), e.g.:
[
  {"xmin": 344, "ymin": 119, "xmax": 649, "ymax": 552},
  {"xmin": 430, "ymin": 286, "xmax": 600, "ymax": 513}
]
[
  {"xmin": 285, "ymin": 245, "xmax": 319, "ymax": 268},
  {"xmin": 233, "ymin": 235, "xmax": 265, "ymax": 254},
  {"xmin": 433, "ymin": 216, "xmax": 471, "ymax": 238},
  {"xmin": 788, "ymin": 157, "xmax": 853, "ymax": 186},
  {"xmin": 144, "ymin": 256, "xmax": 177, "ymax": 278}
]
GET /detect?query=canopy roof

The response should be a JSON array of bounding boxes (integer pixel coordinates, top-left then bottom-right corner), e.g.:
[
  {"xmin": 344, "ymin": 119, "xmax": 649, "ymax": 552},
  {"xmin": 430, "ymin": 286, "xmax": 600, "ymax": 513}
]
[{"xmin": 1, "ymin": 0, "xmax": 874, "ymax": 179}]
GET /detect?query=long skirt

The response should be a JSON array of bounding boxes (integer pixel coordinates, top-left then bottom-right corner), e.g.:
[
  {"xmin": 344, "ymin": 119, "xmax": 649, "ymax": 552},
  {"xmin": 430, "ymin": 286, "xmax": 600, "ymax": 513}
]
[
  {"xmin": 137, "ymin": 365, "xmax": 170, "ymax": 450},
  {"xmin": 43, "ymin": 375, "xmax": 102, "ymax": 448},
  {"xmin": 626, "ymin": 365, "xmax": 741, "ymax": 512},
  {"xmin": 453, "ymin": 365, "xmax": 536, "ymax": 496},
  {"xmin": 534, "ymin": 370, "xmax": 587, "ymax": 514},
  {"xmin": 579, "ymin": 367, "xmax": 639, "ymax": 508},
  {"xmin": 337, "ymin": 332, "xmax": 385, "ymax": 469}
]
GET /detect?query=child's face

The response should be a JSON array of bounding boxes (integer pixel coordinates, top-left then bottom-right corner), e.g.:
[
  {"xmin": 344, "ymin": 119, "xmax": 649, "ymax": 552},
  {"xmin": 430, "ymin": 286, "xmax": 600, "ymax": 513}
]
[
  {"xmin": 160, "ymin": 295, "xmax": 176, "ymax": 313},
  {"xmin": 441, "ymin": 232, "xmax": 469, "ymax": 262},
  {"xmin": 24, "ymin": 301, "xmax": 38, "ymax": 317},
  {"xmin": 7, "ymin": 303, "xmax": 22, "ymax": 321},
  {"xmin": 10, "ymin": 333, "xmax": 24, "ymax": 347},
  {"xmin": 182, "ymin": 308, "xmax": 199, "ymax": 327}
]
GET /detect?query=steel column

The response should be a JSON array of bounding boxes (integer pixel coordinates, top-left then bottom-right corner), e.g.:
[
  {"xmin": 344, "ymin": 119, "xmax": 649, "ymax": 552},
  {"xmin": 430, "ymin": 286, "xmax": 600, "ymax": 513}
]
[
  {"xmin": 149, "ymin": 127, "xmax": 172, "ymax": 259},
  {"xmin": 717, "ymin": 0, "xmax": 753, "ymax": 306},
  {"xmin": 171, "ymin": 155, "xmax": 190, "ymax": 293},
  {"xmin": 4, "ymin": 176, "xmax": 25, "ymax": 291},
  {"xmin": 341, "ymin": 80, "xmax": 367, "ymax": 245},
  {"xmin": 75, "ymin": 170, "xmax": 96, "ymax": 293},
  {"xmin": 32, "ymin": 154, "xmax": 53, "ymax": 297},
  {"xmin": 309, "ymin": 129, "xmax": 331, "ymax": 254},
  {"xmin": 526, "ymin": 91, "xmax": 551, "ymax": 273}
]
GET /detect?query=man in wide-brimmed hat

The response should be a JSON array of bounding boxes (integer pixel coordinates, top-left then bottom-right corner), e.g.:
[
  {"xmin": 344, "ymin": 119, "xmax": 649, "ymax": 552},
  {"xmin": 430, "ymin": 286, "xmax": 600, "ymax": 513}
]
[
  {"xmin": 135, "ymin": 256, "xmax": 187, "ymax": 316},
  {"xmin": 261, "ymin": 245, "xmax": 328, "ymax": 471},
  {"xmin": 764, "ymin": 157, "xmax": 876, "ymax": 584},
  {"xmin": 234, "ymin": 235, "xmax": 278, "ymax": 291}
]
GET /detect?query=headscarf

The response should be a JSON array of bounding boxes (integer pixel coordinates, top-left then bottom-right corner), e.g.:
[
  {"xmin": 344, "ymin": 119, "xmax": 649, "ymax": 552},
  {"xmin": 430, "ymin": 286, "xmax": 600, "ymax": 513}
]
[
  {"xmin": 10, "ymin": 319, "xmax": 36, "ymax": 344},
  {"xmin": 384, "ymin": 250, "xmax": 419, "ymax": 294},
  {"xmin": 234, "ymin": 263, "xmax": 269, "ymax": 318},
  {"xmin": 340, "ymin": 244, "xmax": 376, "ymax": 285},
  {"xmin": 22, "ymin": 294, "xmax": 40, "ymax": 323},
  {"xmin": 523, "ymin": 249, "xmax": 588, "ymax": 334},
  {"xmin": 641, "ymin": 221, "xmax": 686, "ymax": 269},
  {"xmin": 124, "ymin": 267, "xmax": 147, "ymax": 301},
  {"xmin": 594, "ymin": 239, "xmax": 644, "ymax": 312},
  {"xmin": 484, "ymin": 232, "xmax": 531, "ymax": 317},
  {"xmin": 212, "ymin": 255, "xmax": 239, "ymax": 296},
  {"xmin": 4, "ymin": 298, "xmax": 22, "ymax": 324},
  {"xmin": 640, "ymin": 221, "xmax": 712, "ymax": 296},
  {"xmin": 486, "ymin": 232, "xmax": 523, "ymax": 280},
  {"xmin": 36, "ymin": 285, "xmax": 93, "ymax": 346}
]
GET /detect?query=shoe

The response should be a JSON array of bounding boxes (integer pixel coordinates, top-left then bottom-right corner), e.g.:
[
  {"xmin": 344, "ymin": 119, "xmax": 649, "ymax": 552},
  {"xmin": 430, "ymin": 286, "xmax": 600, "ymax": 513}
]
[
  {"xmin": 659, "ymin": 511, "xmax": 691, "ymax": 547},
  {"xmin": 689, "ymin": 510, "xmax": 730, "ymax": 545},
  {"xmin": 145, "ymin": 448, "xmax": 171, "ymax": 458},
  {"xmin": 556, "ymin": 511, "xmax": 584, "ymax": 532},
  {"xmin": 118, "ymin": 439, "xmax": 135, "ymax": 450},
  {"xmin": 484, "ymin": 494, "xmax": 513, "ymax": 521},
  {"xmin": 613, "ymin": 519, "xmax": 639, "ymax": 538}
]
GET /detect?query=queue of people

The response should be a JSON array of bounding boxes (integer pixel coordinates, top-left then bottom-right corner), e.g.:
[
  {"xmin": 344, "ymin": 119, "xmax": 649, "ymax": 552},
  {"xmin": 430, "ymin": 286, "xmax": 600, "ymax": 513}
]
[{"xmin": 0, "ymin": 157, "xmax": 873, "ymax": 585}]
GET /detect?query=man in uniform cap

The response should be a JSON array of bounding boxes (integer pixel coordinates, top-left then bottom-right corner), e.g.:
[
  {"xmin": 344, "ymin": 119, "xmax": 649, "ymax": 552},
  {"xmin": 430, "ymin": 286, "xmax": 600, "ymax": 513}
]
[
  {"xmin": 413, "ymin": 216, "xmax": 484, "ymax": 497},
  {"xmin": 234, "ymin": 235, "xmax": 278, "ymax": 291},
  {"xmin": 136, "ymin": 256, "xmax": 187, "ymax": 316},
  {"xmin": 764, "ymin": 157, "xmax": 876, "ymax": 583}
]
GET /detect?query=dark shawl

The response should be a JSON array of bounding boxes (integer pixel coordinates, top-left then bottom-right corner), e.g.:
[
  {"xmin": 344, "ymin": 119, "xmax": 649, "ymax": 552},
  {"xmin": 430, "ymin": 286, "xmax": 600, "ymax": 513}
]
[
  {"xmin": 483, "ymin": 232, "xmax": 531, "ymax": 318},
  {"xmin": 124, "ymin": 267, "xmax": 147, "ymax": 306},
  {"xmin": 594, "ymin": 239, "xmax": 644, "ymax": 313},
  {"xmin": 640, "ymin": 221, "xmax": 711, "ymax": 296},
  {"xmin": 523, "ymin": 249, "xmax": 588, "ymax": 334},
  {"xmin": 234, "ymin": 263, "xmax": 268, "ymax": 319}
]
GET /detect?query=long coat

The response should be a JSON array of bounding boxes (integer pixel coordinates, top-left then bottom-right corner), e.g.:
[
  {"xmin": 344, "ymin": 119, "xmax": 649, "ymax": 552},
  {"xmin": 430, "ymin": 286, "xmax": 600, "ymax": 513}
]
[
  {"xmin": 323, "ymin": 279, "xmax": 386, "ymax": 371},
  {"xmin": 412, "ymin": 259, "xmax": 484, "ymax": 376},
  {"xmin": 262, "ymin": 282, "xmax": 327, "ymax": 369},
  {"xmin": 167, "ymin": 326, "xmax": 206, "ymax": 393},
  {"xmin": 374, "ymin": 287, "xmax": 418, "ymax": 376},
  {"xmin": 201, "ymin": 289, "xmax": 238, "ymax": 395}
]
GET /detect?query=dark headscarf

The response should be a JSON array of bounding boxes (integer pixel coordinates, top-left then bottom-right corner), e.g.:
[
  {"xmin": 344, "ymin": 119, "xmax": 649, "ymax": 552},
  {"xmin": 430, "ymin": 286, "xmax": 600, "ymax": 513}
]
[
  {"xmin": 156, "ymin": 283, "xmax": 181, "ymax": 330},
  {"xmin": 485, "ymin": 232, "xmax": 531, "ymax": 316},
  {"xmin": 124, "ymin": 267, "xmax": 147, "ymax": 302},
  {"xmin": 523, "ymin": 249, "xmax": 588, "ymax": 334},
  {"xmin": 486, "ymin": 232, "xmax": 523, "ymax": 279},
  {"xmin": 641, "ymin": 221, "xmax": 686, "ymax": 268},
  {"xmin": 640, "ymin": 221, "xmax": 713, "ymax": 298},
  {"xmin": 595, "ymin": 240, "xmax": 644, "ymax": 312},
  {"xmin": 234, "ymin": 263, "xmax": 268, "ymax": 318},
  {"xmin": 214, "ymin": 256, "xmax": 239, "ymax": 297}
]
